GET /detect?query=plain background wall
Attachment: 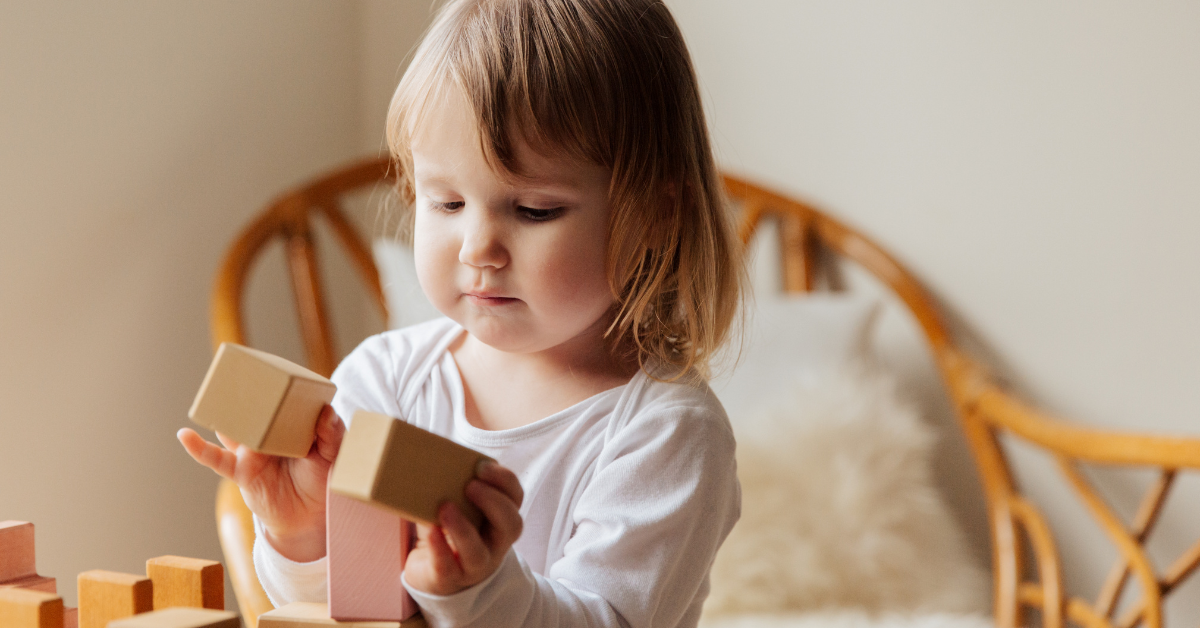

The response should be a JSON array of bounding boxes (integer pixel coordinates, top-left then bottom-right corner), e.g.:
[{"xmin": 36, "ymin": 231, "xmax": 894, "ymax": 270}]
[
  {"xmin": 3, "ymin": 0, "xmax": 1199, "ymax": 621},
  {"xmin": 0, "ymin": 1, "xmax": 407, "ymax": 610}
]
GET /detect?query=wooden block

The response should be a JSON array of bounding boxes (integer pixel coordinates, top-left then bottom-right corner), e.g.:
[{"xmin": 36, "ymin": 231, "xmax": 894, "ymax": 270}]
[
  {"xmin": 259, "ymin": 602, "xmax": 426, "ymax": 627},
  {"xmin": 0, "ymin": 587, "xmax": 64, "ymax": 628},
  {"xmin": 107, "ymin": 607, "xmax": 238, "ymax": 628},
  {"xmin": 64, "ymin": 607, "xmax": 77, "ymax": 628},
  {"xmin": 145, "ymin": 556, "xmax": 223, "ymax": 610},
  {"xmin": 327, "ymin": 490, "xmax": 416, "ymax": 622},
  {"xmin": 77, "ymin": 570, "xmax": 152, "ymax": 628},
  {"xmin": 0, "ymin": 521, "xmax": 37, "ymax": 582},
  {"xmin": 1, "ymin": 574, "xmax": 57, "ymax": 594},
  {"xmin": 189, "ymin": 342, "xmax": 336, "ymax": 458},
  {"xmin": 330, "ymin": 411, "xmax": 491, "ymax": 527}
]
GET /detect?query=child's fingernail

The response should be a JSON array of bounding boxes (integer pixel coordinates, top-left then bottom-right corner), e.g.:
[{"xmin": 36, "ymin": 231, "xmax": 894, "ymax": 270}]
[{"xmin": 476, "ymin": 459, "xmax": 495, "ymax": 477}]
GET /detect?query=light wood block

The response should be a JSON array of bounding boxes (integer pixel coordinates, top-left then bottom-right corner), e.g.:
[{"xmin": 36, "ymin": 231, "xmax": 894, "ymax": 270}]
[
  {"xmin": 0, "ymin": 521, "xmax": 36, "ymax": 582},
  {"xmin": 63, "ymin": 607, "xmax": 77, "ymax": 628},
  {"xmin": 77, "ymin": 570, "xmax": 152, "ymax": 628},
  {"xmin": 259, "ymin": 602, "xmax": 426, "ymax": 627},
  {"xmin": 326, "ymin": 491, "xmax": 416, "ymax": 622},
  {"xmin": 189, "ymin": 342, "xmax": 336, "ymax": 458},
  {"xmin": 1, "ymin": 574, "xmax": 57, "ymax": 594},
  {"xmin": 0, "ymin": 587, "xmax": 63, "ymax": 628},
  {"xmin": 330, "ymin": 411, "xmax": 491, "ymax": 527},
  {"xmin": 146, "ymin": 556, "xmax": 223, "ymax": 610},
  {"xmin": 107, "ymin": 607, "xmax": 238, "ymax": 628}
]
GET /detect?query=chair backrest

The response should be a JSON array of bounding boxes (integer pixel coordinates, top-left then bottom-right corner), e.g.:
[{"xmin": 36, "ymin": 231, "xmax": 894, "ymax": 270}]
[
  {"xmin": 212, "ymin": 157, "xmax": 1200, "ymax": 628},
  {"xmin": 210, "ymin": 156, "xmax": 395, "ymax": 377}
]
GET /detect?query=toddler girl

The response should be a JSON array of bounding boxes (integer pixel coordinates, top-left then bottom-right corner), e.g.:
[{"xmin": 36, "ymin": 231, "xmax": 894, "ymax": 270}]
[{"xmin": 180, "ymin": 0, "xmax": 743, "ymax": 626}]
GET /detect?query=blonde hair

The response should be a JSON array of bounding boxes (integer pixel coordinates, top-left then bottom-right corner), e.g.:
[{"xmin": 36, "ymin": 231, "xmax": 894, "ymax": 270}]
[{"xmin": 386, "ymin": 0, "xmax": 743, "ymax": 380}]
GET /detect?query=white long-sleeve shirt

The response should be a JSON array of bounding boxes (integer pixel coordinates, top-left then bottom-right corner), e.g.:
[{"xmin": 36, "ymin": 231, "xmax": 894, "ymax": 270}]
[{"xmin": 253, "ymin": 317, "xmax": 740, "ymax": 628}]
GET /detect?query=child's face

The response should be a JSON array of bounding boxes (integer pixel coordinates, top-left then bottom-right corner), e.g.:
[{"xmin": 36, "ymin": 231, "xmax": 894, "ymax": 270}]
[{"xmin": 409, "ymin": 90, "xmax": 614, "ymax": 356}]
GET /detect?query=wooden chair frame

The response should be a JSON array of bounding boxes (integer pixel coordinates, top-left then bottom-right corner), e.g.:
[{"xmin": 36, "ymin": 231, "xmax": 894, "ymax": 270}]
[{"xmin": 212, "ymin": 157, "xmax": 1200, "ymax": 628}]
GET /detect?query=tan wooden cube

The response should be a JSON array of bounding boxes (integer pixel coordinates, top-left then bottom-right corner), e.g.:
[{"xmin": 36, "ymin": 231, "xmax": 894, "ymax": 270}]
[
  {"xmin": 0, "ymin": 587, "xmax": 63, "ymax": 628},
  {"xmin": 146, "ymin": 556, "xmax": 223, "ymax": 610},
  {"xmin": 189, "ymin": 342, "xmax": 336, "ymax": 458},
  {"xmin": 107, "ymin": 607, "xmax": 238, "ymax": 628},
  {"xmin": 329, "ymin": 411, "xmax": 491, "ymax": 528},
  {"xmin": 259, "ymin": 602, "xmax": 426, "ymax": 627},
  {"xmin": 77, "ymin": 570, "xmax": 152, "ymax": 628}
]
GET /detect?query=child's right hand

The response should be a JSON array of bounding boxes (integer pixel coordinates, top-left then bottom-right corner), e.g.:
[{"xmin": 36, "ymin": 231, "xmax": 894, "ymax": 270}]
[{"xmin": 177, "ymin": 405, "xmax": 345, "ymax": 563}]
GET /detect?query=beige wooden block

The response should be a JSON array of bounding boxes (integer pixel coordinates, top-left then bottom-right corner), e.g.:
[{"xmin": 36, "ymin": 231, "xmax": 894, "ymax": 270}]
[
  {"xmin": 329, "ymin": 411, "xmax": 491, "ymax": 528},
  {"xmin": 259, "ymin": 602, "xmax": 426, "ymax": 627},
  {"xmin": 0, "ymin": 587, "xmax": 64, "ymax": 628},
  {"xmin": 1, "ymin": 574, "xmax": 57, "ymax": 594},
  {"xmin": 77, "ymin": 570, "xmax": 152, "ymax": 628},
  {"xmin": 107, "ymin": 607, "xmax": 238, "ymax": 628},
  {"xmin": 145, "ymin": 556, "xmax": 223, "ymax": 610},
  {"xmin": 189, "ymin": 342, "xmax": 336, "ymax": 458},
  {"xmin": 0, "ymin": 521, "xmax": 36, "ymax": 582}
]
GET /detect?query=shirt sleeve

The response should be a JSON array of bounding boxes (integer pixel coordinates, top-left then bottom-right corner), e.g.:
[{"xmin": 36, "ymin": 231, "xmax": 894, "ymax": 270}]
[
  {"xmin": 403, "ymin": 402, "xmax": 741, "ymax": 628},
  {"xmin": 252, "ymin": 514, "xmax": 328, "ymax": 607}
]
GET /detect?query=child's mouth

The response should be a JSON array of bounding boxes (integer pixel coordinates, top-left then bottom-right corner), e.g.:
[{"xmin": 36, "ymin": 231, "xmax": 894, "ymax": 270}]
[{"xmin": 465, "ymin": 294, "xmax": 518, "ymax": 306}]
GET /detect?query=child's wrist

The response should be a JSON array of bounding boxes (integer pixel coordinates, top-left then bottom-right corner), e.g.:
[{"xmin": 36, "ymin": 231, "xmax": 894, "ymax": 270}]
[{"xmin": 264, "ymin": 522, "xmax": 327, "ymax": 563}]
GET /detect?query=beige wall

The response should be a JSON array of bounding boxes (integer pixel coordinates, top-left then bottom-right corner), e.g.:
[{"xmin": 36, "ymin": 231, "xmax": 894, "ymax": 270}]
[
  {"xmin": 0, "ymin": 1, "xmax": 409, "ymax": 609},
  {"xmin": 665, "ymin": 0, "xmax": 1200, "ymax": 620}
]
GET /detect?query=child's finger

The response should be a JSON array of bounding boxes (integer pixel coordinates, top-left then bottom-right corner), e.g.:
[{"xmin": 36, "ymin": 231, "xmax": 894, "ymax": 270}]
[
  {"xmin": 466, "ymin": 479, "xmax": 523, "ymax": 547},
  {"xmin": 476, "ymin": 460, "xmax": 524, "ymax": 507},
  {"xmin": 214, "ymin": 431, "xmax": 243, "ymax": 453},
  {"xmin": 177, "ymin": 428, "xmax": 237, "ymax": 480},
  {"xmin": 313, "ymin": 406, "xmax": 344, "ymax": 463},
  {"xmin": 438, "ymin": 502, "xmax": 488, "ymax": 573},
  {"xmin": 425, "ymin": 521, "xmax": 464, "ymax": 583}
]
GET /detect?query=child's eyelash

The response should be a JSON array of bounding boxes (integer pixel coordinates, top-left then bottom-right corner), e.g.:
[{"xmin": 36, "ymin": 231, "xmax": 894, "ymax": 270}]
[
  {"xmin": 429, "ymin": 200, "xmax": 563, "ymax": 222},
  {"xmin": 519, "ymin": 206, "xmax": 564, "ymax": 222}
]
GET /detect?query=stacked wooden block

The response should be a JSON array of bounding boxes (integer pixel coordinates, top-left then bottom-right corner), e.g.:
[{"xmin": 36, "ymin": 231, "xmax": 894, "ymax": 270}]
[{"xmin": 0, "ymin": 522, "xmax": 233, "ymax": 628}]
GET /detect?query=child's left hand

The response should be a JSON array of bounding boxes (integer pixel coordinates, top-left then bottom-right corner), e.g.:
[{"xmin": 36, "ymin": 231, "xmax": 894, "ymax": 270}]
[{"xmin": 404, "ymin": 460, "xmax": 525, "ymax": 596}]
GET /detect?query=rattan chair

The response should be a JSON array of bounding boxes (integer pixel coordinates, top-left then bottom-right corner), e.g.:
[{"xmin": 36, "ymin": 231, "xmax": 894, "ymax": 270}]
[{"xmin": 211, "ymin": 157, "xmax": 1200, "ymax": 628}]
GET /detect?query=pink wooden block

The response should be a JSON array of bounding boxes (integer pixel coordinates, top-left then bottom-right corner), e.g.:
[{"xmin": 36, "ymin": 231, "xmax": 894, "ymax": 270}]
[
  {"xmin": 0, "ymin": 521, "xmax": 36, "ymax": 582},
  {"xmin": 65, "ymin": 606, "xmax": 79, "ymax": 628},
  {"xmin": 327, "ymin": 488, "xmax": 417, "ymax": 621}
]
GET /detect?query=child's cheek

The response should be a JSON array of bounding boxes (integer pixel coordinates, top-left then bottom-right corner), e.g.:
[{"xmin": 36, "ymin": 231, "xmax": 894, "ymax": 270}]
[{"xmin": 412, "ymin": 214, "xmax": 458, "ymax": 314}]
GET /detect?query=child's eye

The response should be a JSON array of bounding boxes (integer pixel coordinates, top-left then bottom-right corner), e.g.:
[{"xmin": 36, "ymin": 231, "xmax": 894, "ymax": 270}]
[
  {"xmin": 431, "ymin": 200, "xmax": 464, "ymax": 212},
  {"xmin": 519, "ymin": 206, "xmax": 563, "ymax": 222}
]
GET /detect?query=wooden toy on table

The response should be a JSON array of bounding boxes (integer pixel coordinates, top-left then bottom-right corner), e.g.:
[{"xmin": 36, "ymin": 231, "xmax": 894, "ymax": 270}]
[
  {"xmin": 259, "ymin": 602, "xmax": 426, "ymax": 627},
  {"xmin": 189, "ymin": 342, "xmax": 336, "ymax": 458},
  {"xmin": 77, "ymin": 570, "xmax": 153, "ymax": 628},
  {"xmin": 0, "ymin": 587, "xmax": 63, "ymax": 628},
  {"xmin": 106, "ymin": 607, "xmax": 239, "ymax": 628},
  {"xmin": 0, "ymin": 522, "xmax": 228, "ymax": 628},
  {"xmin": 145, "ymin": 556, "xmax": 224, "ymax": 611},
  {"xmin": 329, "ymin": 410, "xmax": 491, "ymax": 528},
  {"xmin": 1, "ymin": 521, "xmax": 57, "ymax": 594}
]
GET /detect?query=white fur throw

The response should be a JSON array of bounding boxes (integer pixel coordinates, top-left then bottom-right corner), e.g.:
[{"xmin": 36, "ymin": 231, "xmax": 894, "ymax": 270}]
[
  {"xmin": 700, "ymin": 610, "xmax": 993, "ymax": 628},
  {"xmin": 703, "ymin": 365, "xmax": 989, "ymax": 619}
]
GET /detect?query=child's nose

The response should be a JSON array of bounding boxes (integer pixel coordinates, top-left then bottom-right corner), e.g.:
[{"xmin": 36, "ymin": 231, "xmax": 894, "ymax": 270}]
[{"xmin": 458, "ymin": 212, "xmax": 509, "ymax": 269}]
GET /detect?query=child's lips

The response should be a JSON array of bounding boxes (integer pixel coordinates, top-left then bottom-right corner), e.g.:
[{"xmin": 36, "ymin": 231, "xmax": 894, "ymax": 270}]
[{"xmin": 464, "ymin": 292, "xmax": 518, "ymax": 306}]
